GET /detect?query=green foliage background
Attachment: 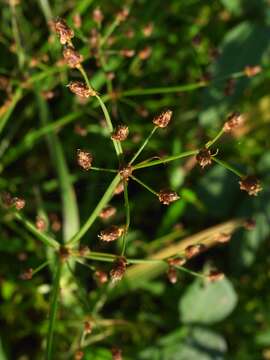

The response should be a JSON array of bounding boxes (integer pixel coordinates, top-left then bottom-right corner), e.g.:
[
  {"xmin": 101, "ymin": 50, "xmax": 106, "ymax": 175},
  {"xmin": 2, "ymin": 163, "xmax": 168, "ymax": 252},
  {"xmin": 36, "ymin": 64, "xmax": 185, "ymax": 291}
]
[{"xmin": 0, "ymin": 0, "xmax": 270, "ymax": 359}]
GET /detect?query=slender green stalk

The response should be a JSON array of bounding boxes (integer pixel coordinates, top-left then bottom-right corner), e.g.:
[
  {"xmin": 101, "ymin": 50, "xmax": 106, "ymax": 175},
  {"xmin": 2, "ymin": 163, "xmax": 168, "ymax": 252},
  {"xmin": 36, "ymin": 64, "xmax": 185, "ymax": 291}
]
[
  {"xmin": 46, "ymin": 260, "xmax": 62, "ymax": 360},
  {"xmin": 10, "ymin": 3, "xmax": 26, "ymax": 70},
  {"xmin": 212, "ymin": 157, "xmax": 244, "ymax": 177},
  {"xmin": 77, "ymin": 66, "xmax": 123, "ymax": 157},
  {"xmin": 121, "ymin": 182, "xmax": 130, "ymax": 256},
  {"xmin": 133, "ymin": 150, "xmax": 198, "ymax": 170},
  {"xmin": 32, "ymin": 260, "xmax": 50, "ymax": 276},
  {"xmin": 68, "ymin": 174, "xmax": 121, "ymax": 246},
  {"xmin": 121, "ymin": 82, "xmax": 206, "ymax": 97},
  {"xmin": 95, "ymin": 94, "xmax": 123, "ymax": 156},
  {"xmin": 0, "ymin": 87, "xmax": 23, "ymax": 135},
  {"xmin": 175, "ymin": 265, "xmax": 205, "ymax": 279},
  {"xmin": 129, "ymin": 127, "xmax": 157, "ymax": 165},
  {"xmin": 130, "ymin": 175, "xmax": 158, "ymax": 196},
  {"xmin": 206, "ymin": 128, "xmax": 225, "ymax": 148},
  {"xmin": 91, "ymin": 166, "xmax": 118, "ymax": 173},
  {"xmin": 14, "ymin": 212, "xmax": 59, "ymax": 249},
  {"xmin": 99, "ymin": 17, "xmax": 121, "ymax": 48}
]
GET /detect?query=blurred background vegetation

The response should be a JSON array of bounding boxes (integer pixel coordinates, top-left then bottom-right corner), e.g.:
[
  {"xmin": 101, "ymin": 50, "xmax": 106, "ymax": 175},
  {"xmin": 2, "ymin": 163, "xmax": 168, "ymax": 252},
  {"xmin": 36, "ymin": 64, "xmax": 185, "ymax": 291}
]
[{"xmin": 0, "ymin": 0, "xmax": 270, "ymax": 359}]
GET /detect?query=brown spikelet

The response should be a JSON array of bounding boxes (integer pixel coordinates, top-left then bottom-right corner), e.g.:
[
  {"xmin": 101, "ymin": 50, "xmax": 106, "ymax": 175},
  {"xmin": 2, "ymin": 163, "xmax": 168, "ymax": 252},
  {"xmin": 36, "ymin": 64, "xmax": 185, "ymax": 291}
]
[
  {"xmin": 54, "ymin": 18, "xmax": 74, "ymax": 45},
  {"xmin": 158, "ymin": 189, "xmax": 179, "ymax": 205},
  {"xmin": 84, "ymin": 320, "xmax": 92, "ymax": 334},
  {"xmin": 223, "ymin": 112, "xmax": 244, "ymax": 132},
  {"xmin": 119, "ymin": 165, "xmax": 133, "ymax": 180},
  {"xmin": 117, "ymin": 8, "xmax": 129, "ymax": 22},
  {"xmin": 153, "ymin": 110, "xmax": 172, "ymax": 128},
  {"xmin": 94, "ymin": 270, "xmax": 108, "ymax": 285},
  {"xmin": 207, "ymin": 270, "xmax": 225, "ymax": 282},
  {"xmin": 185, "ymin": 244, "xmax": 205, "ymax": 259},
  {"xmin": 35, "ymin": 216, "xmax": 46, "ymax": 231},
  {"xmin": 244, "ymin": 218, "xmax": 256, "ymax": 230},
  {"xmin": 67, "ymin": 81, "xmax": 96, "ymax": 98},
  {"xmin": 216, "ymin": 232, "xmax": 231, "ymax": 243},
  {"xmin": 196, "ymin": 148, "xmax": 212, "ymax": 168},
  {"xmin": 138, "ymin": 46, "xmax": 152, "ymax": 60},
  {"xmin": 167, "ymin": 266, "xmax": 178, "ymax": 284},
  {"xmin": 63, "ymin": 46, "xmax": 83, "ymax": 68},
  {"xmin": 59, "ymin": 246, "xmax": 71, "ymax": 262},
  {"xmin": 98, "ymin": 225, "xmax": 124, "ymax": 242},
  {"xmin": 244, "ymin": 65, "xmax": 262, "ymax": 78},
  {"xmin": 167, "ymin": 257, "xmax": 186, "ymax": 266},
  {"xmin": 110, "ymin": 257, "xmax": 127, "ymax": 283},
  {"xmin": 120, "ymin": 49, "xmax": 135, "ymax": 58},
  {"xmin": 77, "ymin": 149, "xmax": 93, "ymax": 170},
  {"xmin": 114, "ymin": 181, "xmax": 124, "ymax": 195},
  {"xmin": 93, "ymin": 7, "xmax": 104, "ymax": 24},
  {"xmin": 74, "ymin": 350, "xmax": 84, "ymax": 360},
  {"xmin": 111, "ymin": 125, "xmax": 129, "ymax": 141},
  {"xmin": 99, "ymin": 205, "xmax": 116, "ymax": 220},
  {"xmin": 13, "ymin": 197, "xmax": 25, "ymax": 210},
  {"xmin": 20, "ymin": 268, "xmax": 33, "ymax": 280},
  {"xmin": 239, "ymin": 176, "xmax": 262, "ymax": 196}
]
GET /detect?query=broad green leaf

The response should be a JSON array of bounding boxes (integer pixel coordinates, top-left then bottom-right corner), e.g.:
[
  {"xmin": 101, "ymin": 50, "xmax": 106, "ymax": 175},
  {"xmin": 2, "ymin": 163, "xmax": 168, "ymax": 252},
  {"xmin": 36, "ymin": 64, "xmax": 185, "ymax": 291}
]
[{"xmin": 179, "ymin": 278, "xmax": 237, "ymax": 324}]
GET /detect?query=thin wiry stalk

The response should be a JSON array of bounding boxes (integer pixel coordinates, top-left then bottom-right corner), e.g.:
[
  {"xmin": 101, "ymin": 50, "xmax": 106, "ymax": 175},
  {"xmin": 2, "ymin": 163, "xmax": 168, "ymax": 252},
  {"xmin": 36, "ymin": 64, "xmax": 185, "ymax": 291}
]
[
  {"xmin": 130, "ymin": 175, "xmax": 158, "ymax": 196},
  {"xmin": 121, "ymin": 181, "xmax": 130, "ymax": 256},
  {"xmin": 212, "ymin": 157, "xmax": 244, "ymax": 177},
  {"xmin": 129, "ymin": 126, "xmax": 157, "ymax": 165},
  {"xmin": 67, "ymin": 174, "xmax": 121, "ymax": 246},
  {"xmin": 46, "ymin": 259, "xmax": 62, "ymax": 360},
  {"xmin": 133, "ymin": 150, "xmax": 198, "ymax": 170}
]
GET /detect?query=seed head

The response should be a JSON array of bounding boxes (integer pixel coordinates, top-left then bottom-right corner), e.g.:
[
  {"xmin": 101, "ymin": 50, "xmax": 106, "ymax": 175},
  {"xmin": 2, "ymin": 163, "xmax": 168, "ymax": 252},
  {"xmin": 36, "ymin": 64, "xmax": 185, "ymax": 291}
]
[
  {"xmin": 117, "ymin": 7, "xmax": 129, "ymax": 22},
  {"xmin": 84, "ymin": 320, "xmax": 92, "ymax": 334},
  {"xmin": 13, "ymin": 197, "xmax": 25, "ymax": 210},
  {"xmin": 244, "ymin": 65, "xmax": 262, "ymax": 78},
  {"xmin": 158, "ymin": 189, "xmax": 180, "ymax": 205},
  {"xmin": 99, "ymin": 205, "xmax": 116, "ymax": 220},
  {"xmin": 119, "ymin": 165, "xmax": 133, "ymax": 180},
  {"xmin": 138, "ymin": 46, "xmax": 152, "ymax": 60},
  {"xmin": 110, "ymin": 256, "xmax": 127, "ymax": 283},
  {"xmin": 142, "ymin": 22, "xmax": 154, "ymax": 37},
  {"xmin": 67, "ymin": 81, "xmax": 96, "ymax": 98},
  {"xmin": 63, "ymin": 46, "xmax": 83, "ymax": 68},
  {"xmin": 153, "ymin": 110, "xmax": 172, "ymax": 128},
  {"xmin": 111, "ymin": 125, "xmax": 129, "ymax": 141},
  {"xmin": 72, "ymin": 13, "xmax": 82, "ymax": 29},
  {"xmin": 98, "ymin": 225, "xmax": 124, "ymax": 242},
  {"xmin": 216, "ymin": 232, "xmax": 231, "ymax": 243},
  {"xmin": 185, "ymin": 244, "xmax": 205, "ymax": 259},
  {"xmin": 94, "ymin": 270, "xmax": 108, "ymax": 285},
  {"xmin": 77, "ymin": 149, "xmax": 93, "ymax": 170},
  {"xmin": 196, "ymin": 148, "xmax": 212, "ymax": 168},
  {"xmin": 54, "ymin": 18, "xmax": 74, "ymax": 45},
  {"xmin": 59, "ymin": 246, "xmax": 71, "ymax": 262},
  {"xmin": 223, "ymin": 112, "xmax": 244, "ymax": 132},
  {"xmin": 207, "ymin": 270, "xmax": 225, "ymax": 282},
  {"xmin": 114, "ymin": 181, "xmax": 124, "ymax": 195},
  {"xmin": 167, "ymin": 257, "xmax": 186, "ymax": 266},
  {"xmin": 20, "ymin": 268, "xmax": 33, "ymax": 280},
  {"xmin": 239, "ymin": 176, "xmax": 262, "ymax": 196},
  {"xmin": 35, "ymin": 216, "xmax": 46, "ymax": 231},
  {"xmin": 78, "ymin": 245, "xmax": 90, "ymax": 257},
  {"xmin": 167, "ymin": 266, "xmax": 178, "ymax": 284},
  {"xmin": 111, "ymin": 347, "xmax": 122, "ymax": 360},
  {"xmin": 120, "ymin": 49, "xmax": 135, "ymax": 58},
  {"xmin": 74, "ymin": 350, "xmax": 84, "ymax": 360},
  {"xmin": 93, "ymin": 7, "xmax": 104, "ymax": 25},
  {"xmin": 244, "ymin": 218, "xmax": 256, "ymax": 230}
]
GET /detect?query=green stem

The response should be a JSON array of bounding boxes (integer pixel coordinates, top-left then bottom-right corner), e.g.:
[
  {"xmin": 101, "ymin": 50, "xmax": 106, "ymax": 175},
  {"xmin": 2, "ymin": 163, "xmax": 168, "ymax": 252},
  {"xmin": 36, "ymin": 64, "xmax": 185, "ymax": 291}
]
[
  {"xmin": 206, "ymin": 128, "xmax": 225, "ymax": 148},
  {"xmin": 46, "ymin": 259, "xmax": 62, "ymax": 360},
  {"xmin": 130, "ymin": 175, "xmax": 158, "ymax": 196},
  {"xmin": 99, "ymin": 17, "xmax": 120, "ymax": 48},
  {"xmin": 10, "ymin": 3, "xmax": 25, "ymax": 70},
  {"xmin": 175, "ymin": 265, "xmax": 205, "ymax": 279},
  {"xmin": 14, "ymin": 212, "xmax": 59, "ymax": 249},
  {"xmin": 129, "ymin": 127, "xmax": 157, "ymax": 165},
  {"xmin": 32, "ymin": 260, "xmax": 50, "ymax": 276},
  {"xmin": 91, "ymin": 166, "xmax": 117, "ymax": 173},
  {"xmin": 133, "ymin": 150, "xmax": 198, "ymax": 170},
  {"xmin": 95, "ymin": 94, "xmax": 123, "ymax": 157},
  {"xmin": 212, "ymin": 157, "xmax": 244, "ymax": 177},
  {"xmin": 121, "ymin": 181, "xmax": 130, "ymax": 256},
  {"xmin": 67, "ymin": 174, "xmax": 121, "ymax": 246},
  {"xmin": 0, "ymin": 87, "xmax": 23, "ymax": 135}
]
